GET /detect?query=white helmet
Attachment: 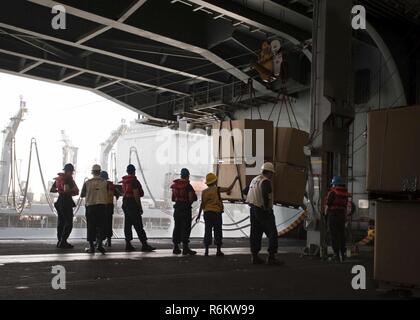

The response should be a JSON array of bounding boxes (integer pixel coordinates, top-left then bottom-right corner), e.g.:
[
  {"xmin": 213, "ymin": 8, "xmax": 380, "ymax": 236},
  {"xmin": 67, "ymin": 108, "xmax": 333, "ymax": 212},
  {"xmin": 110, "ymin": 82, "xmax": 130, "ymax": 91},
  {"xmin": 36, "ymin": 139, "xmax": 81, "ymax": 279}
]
[
  {"xmin": 270, "ymin": 39, "xmax": 281, "ymax": 54},
  {"xmin": 91, "ymin": 164, "xmax": 101, "ymax": 172},
  {"xmin": 261, "ymin": 162, "xmax": 275, "ymax": 173}
]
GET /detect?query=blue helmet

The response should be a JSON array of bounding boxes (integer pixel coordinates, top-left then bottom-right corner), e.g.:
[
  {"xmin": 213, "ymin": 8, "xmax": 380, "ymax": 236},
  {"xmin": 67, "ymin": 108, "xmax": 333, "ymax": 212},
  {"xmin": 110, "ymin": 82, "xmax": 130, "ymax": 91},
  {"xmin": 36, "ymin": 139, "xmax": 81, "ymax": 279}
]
[
  {"xmin": 100, "ymin": 171, "xmax": 109, "ymax": 180},
  {"xmin": 331, "ymin": 176, "xmax": 344, "ymax": 186},
  {"xmin": 126, "ymin": 164, "xmax": 136, "ymax": 174},
  {"xmin": 63, "ymin": 163, "xmax": 75, "ymax": 172},
  {"xmin": 180, "ymin": 168, "xmax": 190, "ymax": 177}
]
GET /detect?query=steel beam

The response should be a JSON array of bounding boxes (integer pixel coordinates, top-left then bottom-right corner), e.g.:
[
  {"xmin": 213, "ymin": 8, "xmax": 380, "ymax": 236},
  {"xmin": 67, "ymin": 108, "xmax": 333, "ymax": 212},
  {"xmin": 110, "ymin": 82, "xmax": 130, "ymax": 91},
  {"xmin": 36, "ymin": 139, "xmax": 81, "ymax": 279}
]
[
  {"xmin": 76, "ymin": 26, "xmax": 112, "ymax": 45},
  {"xmin": 2, "ymin": 6, "xmax": 220, "ymax": 84},
  {"xmin": 28, "ymin": 0, "xmax": 275, "ymax": 96},
  {"xmin": 0, "ymin": 22, "xmax": 221, "ymax": 85},
  {"xmin": 19, "ymin": 60, "xmax": 42, "ymax": 73},
  {"xmin": 76, "ymin": 0, "xmax": 148, "ymax": 44},
  {"xmin": 59, "ymin": 70, "xmax": 84, "ymax": 82},
  {"xmin": 0, "ymin": 65, "xmax": 160, "ymax": 119},
  {"xmin": 95, "ymin": 79, "xmax": 120, "ymax": 90},
  {"xmin": 178, "ymin": 0, "xmax": 312, "ymax": 61},
  {"xmin": 0, "ymin": 46, "xmax": 188, "ymax": 95},
  {"xmin": 0, "ymin": 65, "xmax": 92, "ymax": 92}
]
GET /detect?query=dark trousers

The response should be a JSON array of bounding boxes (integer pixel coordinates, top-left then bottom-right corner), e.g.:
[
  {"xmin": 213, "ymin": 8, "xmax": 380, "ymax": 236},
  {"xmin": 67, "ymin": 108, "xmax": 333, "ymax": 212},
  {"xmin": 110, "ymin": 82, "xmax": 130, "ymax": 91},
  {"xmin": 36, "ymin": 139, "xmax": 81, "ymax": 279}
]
[
  {"xmin": 85, "ymin": 204, "xmax": 106, "ymax": 243},
  {"xmin": 203, "ymin": 212, "xmax": 223, "ymax": 247},
  {"xmin": 328, "ymin": 211, "xmax": 346, "ymax": 257},
  {"xmin": 122, "ymin": 198, "xmax": 147, "ymax": 244},
  {"xmin": 249, "ymin": 206, "xmax": 278, "ymax": 255},
  {"xmin": 103, "ymin": 204, "xmax": 114, "ymax": 239},
  {"xmin": 55, "ymin": 197, "xmax": 74, "ymax": 242},
  {"xmin": 172, "ymin": 206, "xmax": 192, "ymax": 247}
]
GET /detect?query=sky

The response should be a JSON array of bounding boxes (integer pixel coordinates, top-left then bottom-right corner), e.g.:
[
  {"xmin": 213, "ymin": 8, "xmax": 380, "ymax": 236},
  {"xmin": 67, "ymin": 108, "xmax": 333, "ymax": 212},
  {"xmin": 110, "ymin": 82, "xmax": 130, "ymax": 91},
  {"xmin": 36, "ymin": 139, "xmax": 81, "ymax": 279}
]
[{"xmin": 0, "ymin": 72, "xmax": 138, "ymax": 198}]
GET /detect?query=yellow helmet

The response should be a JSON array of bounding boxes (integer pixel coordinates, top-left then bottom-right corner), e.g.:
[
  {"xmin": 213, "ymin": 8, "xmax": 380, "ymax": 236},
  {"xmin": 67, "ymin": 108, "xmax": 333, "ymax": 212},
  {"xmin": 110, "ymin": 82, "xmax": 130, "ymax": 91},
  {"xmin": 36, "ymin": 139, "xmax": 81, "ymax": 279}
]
[{"xmin": 205, "ymin": 173, "xmax": 218, "ymax": 185}]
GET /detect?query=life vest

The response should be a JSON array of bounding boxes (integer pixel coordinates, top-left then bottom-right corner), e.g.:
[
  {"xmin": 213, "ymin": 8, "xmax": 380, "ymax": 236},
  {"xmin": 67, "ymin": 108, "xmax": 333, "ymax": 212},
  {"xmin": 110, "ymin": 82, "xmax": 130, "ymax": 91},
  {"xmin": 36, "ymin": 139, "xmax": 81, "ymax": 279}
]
[
  {"xmin": 122, "ymin": 175, "xmax": 143, "ymax": 198},
  {"xmin": 202, "ymin": 186, "xmax": 223, "ymax": 213},
  {"xmin": 327, "ymin": 186, "xmax": 349, "ymax": 211},
  {"xmin": 171, "ymin": 179, "xmax": 194, "ymax": 203},
  {"xmin": 83, "ymin": 177, "xmax": 108, "ymax": 206},
  {"xmin": 246, "ymin": 175, "xmax": 273, "ymax": 210},
  {"xmin": 54, "ymin": 173, "xmax": 79, "ymax": 196}
]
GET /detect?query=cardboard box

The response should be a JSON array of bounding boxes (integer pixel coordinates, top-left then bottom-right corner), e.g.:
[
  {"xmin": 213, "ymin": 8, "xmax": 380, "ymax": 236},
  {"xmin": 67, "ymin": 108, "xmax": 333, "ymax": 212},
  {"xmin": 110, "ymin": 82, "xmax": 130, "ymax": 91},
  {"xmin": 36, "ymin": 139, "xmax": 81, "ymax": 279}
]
[
  {"xmin": 215, "ymin": 161, "xmax": 307, "ymax": 205},
  {"xmin": 213, "ymin": 119, "xmax": 274, "ymax": 160},
  {"xmin": 273, "ymin": 163, "xmax": 306, "ymax": 206},
  {"xmin": 367, "ymin": 106, "xmax": 420, "ymax": 193},
  {"xmin": 214, "ymin": 161, "xmax": 258, "ymax": 201},
  {"xmin": 274, "ymin": 127, "xmax": 309, "ymax": 167},
  {"xmin": 374, "ymin": 201, "xmax": 420, "ymax": 286}
]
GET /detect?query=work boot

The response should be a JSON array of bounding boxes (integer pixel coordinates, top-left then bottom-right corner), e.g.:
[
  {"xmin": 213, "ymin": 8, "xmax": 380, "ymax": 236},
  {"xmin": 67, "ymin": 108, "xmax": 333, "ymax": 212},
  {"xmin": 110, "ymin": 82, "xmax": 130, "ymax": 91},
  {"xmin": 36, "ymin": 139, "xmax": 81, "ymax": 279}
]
[
  {"xmin": 58, "ymin": 241, "xmax": 74, "ymax": 249},
  {"xmin": 85, "ymin": 242, "xmax": 95, "ymax": 254},
  {"xmin": 64, "ymin": 242, "xmax": 74, "ymax": 249},
  {"xmin": 204, "ymin": 247, "xmax": 209, "ymax": 257},
  {"xmin": 182, "ymin": 247, "xmax": 197, "ymax": 256},
  {"xmin": 97, "ymin": 245, "xmax": 106, "ymax": 255},
  {"xmin": 56, "ymin": 241, "xmax": 60, "ymax": 248},
  {"xmin": 141, "ymin": 243, "xmax": 156, "ymax": 252},
  {"xmin": 216, "ymin": 246, "xmax": 224, "ymax": 257},
  {"xmin": 267, "ymin": 254, "xmax": 284, "ymax": 266},
  {"xmin": 125, "ymin": 241, "xmax": 136, "ymax": 252},
  {"xmin": 252, "ymin": 254, "xmax": 265, "ymax": 265},
  {"xmin": 173, "ymin": 244, "xmax": 182, "ymax": 255}
]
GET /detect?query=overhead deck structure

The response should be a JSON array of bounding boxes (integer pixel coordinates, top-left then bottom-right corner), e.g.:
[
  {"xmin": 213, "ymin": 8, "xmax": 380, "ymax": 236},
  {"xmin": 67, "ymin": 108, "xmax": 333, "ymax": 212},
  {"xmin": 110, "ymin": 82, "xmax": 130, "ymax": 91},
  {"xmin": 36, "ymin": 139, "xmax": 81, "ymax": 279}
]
[
  {"xmin": 0, "ymin": 0, "xmax": 313, "ymax": 128},
  {"xmin": 0, "ymin": 1, "xmax": 418, "ymax": 128}
]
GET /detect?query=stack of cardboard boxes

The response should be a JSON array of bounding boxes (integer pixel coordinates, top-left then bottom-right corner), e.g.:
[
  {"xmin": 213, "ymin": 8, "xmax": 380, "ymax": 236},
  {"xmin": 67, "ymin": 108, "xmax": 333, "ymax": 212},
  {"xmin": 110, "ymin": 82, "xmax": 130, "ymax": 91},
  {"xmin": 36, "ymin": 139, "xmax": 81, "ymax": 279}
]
[
  {"xmin": 213, "ymin": 119, "xmax": 274, "ymax": 200},
  {"xmin": 367, "ymin": 105, "xmax": 420, "ymax": 193},
  {"xmin": 213, "ymin": 119, "xmax": 309, "ymax": 206},
  {"xmin": 273, "ymin": 128, "xmax": 309, "ymax": 206},
  {"xmin": 373, "ymin": 201, "xmax": 420, "ymax": 287},
  {"xmin": 367, "ymin": 106, "xmax": 420, "ymax": 287}
]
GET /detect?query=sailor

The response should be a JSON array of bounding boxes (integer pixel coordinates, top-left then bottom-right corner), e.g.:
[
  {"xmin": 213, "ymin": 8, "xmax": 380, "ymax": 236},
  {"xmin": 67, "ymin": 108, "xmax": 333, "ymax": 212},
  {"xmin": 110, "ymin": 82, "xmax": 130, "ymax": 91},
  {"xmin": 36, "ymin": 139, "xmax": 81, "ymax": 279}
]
[
  {"xmin": 325, "ymin": 176, "xmax": 350, "ymax": 263},
  {"xmin": 100, "ymin": 170, "xmax": 118, "ymax": 247},
  {"xmin": 121, "ymin": 164, "xmax": 155, "ymax": 252},
  {"xmin": 170, "ymin": 168, "xmax": 197, "ymax": 255},
  {"xmin": 50, "ymin": 163, "xmax": 79, "ymax": 249},
  {"xmin": 244, "ymin": 162, "xmax": 283, "ymax": 265},
  {"xmin": 196, "ymin": 173, "xmax": 237, "ymax": 257},
  {"xmin": 80, "ymin": 164, "xmax": 108, "ymax": 254}
]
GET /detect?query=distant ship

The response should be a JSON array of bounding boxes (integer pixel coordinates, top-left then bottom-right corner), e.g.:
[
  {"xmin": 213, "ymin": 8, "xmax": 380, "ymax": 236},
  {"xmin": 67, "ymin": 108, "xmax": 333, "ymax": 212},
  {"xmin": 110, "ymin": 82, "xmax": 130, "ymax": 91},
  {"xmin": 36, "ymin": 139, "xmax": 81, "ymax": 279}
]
[{"xmin": 0, "ymin": 117, "xmax": 305, "ymax": 239}]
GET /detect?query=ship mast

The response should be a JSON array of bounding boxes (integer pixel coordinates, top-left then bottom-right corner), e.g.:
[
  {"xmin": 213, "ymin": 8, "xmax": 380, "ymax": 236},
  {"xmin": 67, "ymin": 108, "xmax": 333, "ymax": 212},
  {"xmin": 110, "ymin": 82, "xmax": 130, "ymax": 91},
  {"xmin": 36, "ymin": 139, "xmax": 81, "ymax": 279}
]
[
  {"xmin": 99, "ymin": 120, "xmax": 127, "ymax": 172},
  {"xmin": 0, "ymin": 96, "xmax": 28, "ymax": 198},
  {"xmin": 60, "ymin": 130, "xmax": 78, "ymax": 172}
]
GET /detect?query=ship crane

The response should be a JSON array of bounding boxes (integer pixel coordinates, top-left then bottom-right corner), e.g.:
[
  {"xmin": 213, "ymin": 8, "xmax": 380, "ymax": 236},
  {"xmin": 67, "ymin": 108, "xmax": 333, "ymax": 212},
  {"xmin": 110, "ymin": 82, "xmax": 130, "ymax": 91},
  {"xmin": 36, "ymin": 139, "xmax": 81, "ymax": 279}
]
[
  {"xmin": 100, "ymin": 120, "xmax": 128, "ymax": 173},
  {"xmin": 0, "ymin": 97, "xmax": 28, "ymax": 198},
  {"xmin": 60, "ymin": 130, "xmax": 78, "ymax": 171}
]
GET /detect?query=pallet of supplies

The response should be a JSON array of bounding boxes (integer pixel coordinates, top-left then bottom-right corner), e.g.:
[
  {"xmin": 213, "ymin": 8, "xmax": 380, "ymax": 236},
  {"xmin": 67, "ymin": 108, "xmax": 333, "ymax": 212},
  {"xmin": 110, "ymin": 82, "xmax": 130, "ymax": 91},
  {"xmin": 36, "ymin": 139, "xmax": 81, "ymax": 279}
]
[{"xmin": 367, "ymin": 106, "xmax": 420, "ymax": 193}]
